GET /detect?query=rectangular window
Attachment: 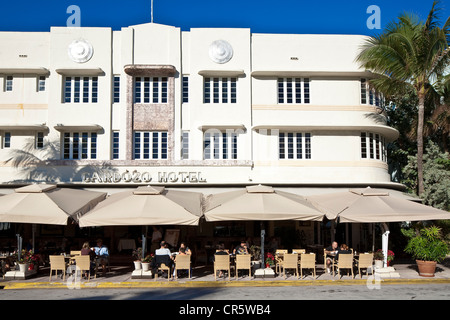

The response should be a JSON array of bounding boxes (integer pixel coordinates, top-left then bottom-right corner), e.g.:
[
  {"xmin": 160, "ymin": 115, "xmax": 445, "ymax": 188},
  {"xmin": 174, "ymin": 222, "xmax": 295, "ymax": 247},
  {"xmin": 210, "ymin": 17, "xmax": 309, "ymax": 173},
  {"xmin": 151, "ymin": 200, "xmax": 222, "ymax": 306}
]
[
  {"xmin": 279, "ymin": 132, "xmax": 311, "ymax": 159},
  {"xmin": 113, "ymin": 76, "xmax": 120, "ymax": 103},
  {"xmin": 360, "ymin": 132, "xmax": 367, "ymax": 159},
  {"xmin": 64, "ymin": 76, "xmax": 98, "ymax": 103},
  {"xmin": 278, "ymin": 78, "xmax": 309, "ymax": 104},
  {"xmin": 134, "ymin": 77, "xmax": 168, "ymax": 104},
  {"xmin": 181, "ymin": 131, "xmax": 189, "ymax": 159},
  {"xmin": 64, "ymin": 77, "xmax": 72, "ymax": 103},
  {"xmin": 133, "ymin": 131, "xmax": 168, "ymax": 160},
  {"xmin": 361, "ymin": 132, "xmax": 386, "ymax": 162},
  {"xmin": 62, "ymin": 132, "xmax": 97, "ymax": 160},
  {"xmin": 360, "ymin": 79, "xmax": 367, "ymax": 104},
  {"xmin": 204, "ymin": 77, "xmax": 237, "ymax": 103},
  {"xmin": 5, "ymin": 76, "xmax": 13, "ymax": 92},
  {"xmin": 38, "ymin": 76, "xmax": 46, "ymax": 92},
  {"xmin": 74, "ymin": 77, "xmax": 81, "ymax": 103},
  {"xmin": 3, "ymin": 132, "xmax": 11, "ymax": 148},
  {"xmin": 36, "ymin": 132, "xmax": 44, "ymax": 149},
  {"xmin": 203, "ymin": 130, "xmax": 239, "ymax": 160},
  {"xmin": 182, "ymin": 76, "xmax": 189, "ymax": 103},
  {"xmin": 369, "ymin": 133, "xmax": 374, "ymax": 159},
  {"xmin": 112, "ymin": 131, "xmax": 120, "ymax": 159}
]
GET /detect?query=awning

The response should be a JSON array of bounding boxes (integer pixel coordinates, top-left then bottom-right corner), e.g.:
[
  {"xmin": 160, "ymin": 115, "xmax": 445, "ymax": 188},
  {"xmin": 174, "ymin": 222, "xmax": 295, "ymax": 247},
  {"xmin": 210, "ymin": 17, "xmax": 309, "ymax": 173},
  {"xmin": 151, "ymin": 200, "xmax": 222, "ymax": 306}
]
[
  {"xmin": 0, "ymin": 124, "xmax": 48, "ymax": 131},
  {"xmin": 55, "ymin": 68, "xmax": 104, "ymax": 76},
  {"xmin": 0, "ymin": 67, "xmax": 50, "ymax": 75},
  {"xmin": 198, "ymin": 69, "xmax": 245, "ymax": 77},
  {"xmin": 53, "ymin": 124, "xmax": 104, "ymax": 133},
  {"xmin": 253, "ymin": 125, "xmax": 399, "ymax": 142}
]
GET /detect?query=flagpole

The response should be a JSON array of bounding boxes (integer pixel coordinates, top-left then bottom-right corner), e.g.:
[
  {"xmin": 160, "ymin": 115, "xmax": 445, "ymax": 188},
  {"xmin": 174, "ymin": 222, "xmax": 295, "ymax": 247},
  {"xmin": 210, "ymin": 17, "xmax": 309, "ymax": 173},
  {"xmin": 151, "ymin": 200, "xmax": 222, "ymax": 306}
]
[{"xmin": 151, "ymin": 0, "xmax": 154, "ymax": 23}]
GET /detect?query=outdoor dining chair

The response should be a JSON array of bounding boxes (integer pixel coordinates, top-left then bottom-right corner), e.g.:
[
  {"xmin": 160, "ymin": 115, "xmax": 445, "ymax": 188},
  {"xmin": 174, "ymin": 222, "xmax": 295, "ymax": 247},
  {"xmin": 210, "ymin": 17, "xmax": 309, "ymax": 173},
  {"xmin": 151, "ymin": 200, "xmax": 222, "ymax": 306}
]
[
  {"xmin": 282, "ymin": 253, "xmax": 299, "ymax": 279},
  {"xmin": 153, "ymin": 255, "xmax": 172, "ymax": 281},
  {"xmin": 356, "ymin": 253, "xmax": 374, "ymax": 278},
  {"xmin": 70, "ymin": 251, "xmax": 81, "ymax": 256},
  {"xmin": 235, "ymin": 254, "xmax": 251, "ymax": 280},
  {"xmin": 275, "ymin": 249, "xmax": 288, "ymax": 274},
  {"xmin": 214, "ymin": 254, "xmax": 230, "ymax": 281},
  {"xmin": 299, "ymin": 253, "xmax": 316, "ymax": 280},
  {"xmin": 49, "ymin": 255, "xmax": 67, "ymax": 281},
  {"xmin": 334, "ymin": 254, "xmax": 354, "ymax": 279},
  {"xmin": 174, "ymin": 254, "xmax": 191, "ymax": 280},
  {"xmin": 74, "ymin": 255, "xmax": 94, "ymax": 281},
  {"xmin": 292, "ymin": 249, "xmax": 306, "ymax": 254}
]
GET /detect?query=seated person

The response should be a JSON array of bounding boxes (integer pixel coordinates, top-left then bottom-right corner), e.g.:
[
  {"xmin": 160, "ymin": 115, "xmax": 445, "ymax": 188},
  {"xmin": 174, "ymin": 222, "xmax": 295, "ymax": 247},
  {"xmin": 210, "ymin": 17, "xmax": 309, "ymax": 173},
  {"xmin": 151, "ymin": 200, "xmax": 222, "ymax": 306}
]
[
  {"xmin": 324, "ymin": 241, "xmax": 338, "ymax": 274},
  {"xmin": 173, "ymin": 247, "xmax": 191, "ymax": 278},
  {"xmin": 152, "ymin": 241, "xmax": 173, "ymax": 278},
  {"xmin": 155, "ymin": 241, "xmax": 172, "ymax": 256},
  {"xmin": 179, "ymin": 242, "xmax": 192, "ymax": 255},
  {"xmin": 93, "ymin": 239, "xmax": 109, "ymax": 276},
  {"xmin": 233, "ymin": 241, "xmax": 249, "ymax": 255},
  {"xmin": 335, "ymin": 244, "xmax": 352, "ymax": 259}
]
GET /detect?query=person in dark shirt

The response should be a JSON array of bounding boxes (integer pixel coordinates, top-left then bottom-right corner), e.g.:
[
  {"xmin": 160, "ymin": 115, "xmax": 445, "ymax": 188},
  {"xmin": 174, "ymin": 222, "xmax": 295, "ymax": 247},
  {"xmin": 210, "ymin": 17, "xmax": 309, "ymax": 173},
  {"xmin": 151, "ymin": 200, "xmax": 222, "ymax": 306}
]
[{"xmin": 324, "ymin": 241, "xmax": 338, "ymax": 274}]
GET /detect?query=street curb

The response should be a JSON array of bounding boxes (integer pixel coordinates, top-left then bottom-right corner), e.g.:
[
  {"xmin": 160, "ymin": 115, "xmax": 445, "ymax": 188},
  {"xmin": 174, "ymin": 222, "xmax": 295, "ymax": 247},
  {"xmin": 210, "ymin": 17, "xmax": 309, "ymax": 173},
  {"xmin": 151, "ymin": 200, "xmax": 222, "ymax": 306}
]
[{"xmin": 3, "ymin": 278, "xmax": 450, "ymax": 290}]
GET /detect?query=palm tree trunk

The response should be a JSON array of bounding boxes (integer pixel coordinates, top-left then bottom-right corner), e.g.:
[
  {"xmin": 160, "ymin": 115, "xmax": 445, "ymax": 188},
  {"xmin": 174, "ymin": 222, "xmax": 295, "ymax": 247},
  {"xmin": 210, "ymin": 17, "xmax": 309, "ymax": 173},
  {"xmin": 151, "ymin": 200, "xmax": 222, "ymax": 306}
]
[{"xmin": 417, "ymin": 92, "xmax": 425, "ymax": 196}]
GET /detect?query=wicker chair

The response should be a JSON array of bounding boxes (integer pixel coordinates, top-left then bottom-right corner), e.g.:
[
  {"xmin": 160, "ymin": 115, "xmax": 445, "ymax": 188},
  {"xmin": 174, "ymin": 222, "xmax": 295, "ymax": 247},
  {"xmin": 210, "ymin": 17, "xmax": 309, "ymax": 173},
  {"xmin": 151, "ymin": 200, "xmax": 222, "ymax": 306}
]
[
  {"xmin": 214, "ymin": 254, "xmax": 230, "ymax": 281},
  {"xmin": 292, "ymin": 249, "xmax": 306, "ymax": 254},
  {"xmin": 282, "ymin": 253, "xmax": 299, "ymax": 279},
  {"xmin": 235, "ymin": 254, "xmax": 251, "ymax": 280},
  {"xmin": 70, "ymin": 251, "xmax": 81, "ymax": 256},
  {"xmin": 174, "ymin": 254, "xmax": 191, "ymax": 280},
  {"xmin": 299, "ymin": 253, "xmax": 316, "ymax": 280},
  {"xmin": 275, "ymin": 249, "xmax": 288, "ymax": 274},
  {"xmin": 334, "ymin": 254, "xmax": 354, "ymax": 279},
  {"xmin": 49, "ymin": 255, "xmax": 67, "ymax": 281},
  {"xmin": 75, "ymin": 255, "xmax": 94, "ymax": 281},
  {"xmin": 356, "ymin": 253, "xmax": 374, "ymax": 278}
]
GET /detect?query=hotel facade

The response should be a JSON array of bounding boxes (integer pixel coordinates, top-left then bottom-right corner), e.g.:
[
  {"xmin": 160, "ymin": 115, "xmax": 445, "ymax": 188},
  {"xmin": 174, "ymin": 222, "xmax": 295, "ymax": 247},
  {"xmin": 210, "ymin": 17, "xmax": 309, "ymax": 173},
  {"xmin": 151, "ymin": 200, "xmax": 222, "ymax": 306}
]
[{"xmin": 0, "ymin": 22, "xmax": 405, "ymax": 253}]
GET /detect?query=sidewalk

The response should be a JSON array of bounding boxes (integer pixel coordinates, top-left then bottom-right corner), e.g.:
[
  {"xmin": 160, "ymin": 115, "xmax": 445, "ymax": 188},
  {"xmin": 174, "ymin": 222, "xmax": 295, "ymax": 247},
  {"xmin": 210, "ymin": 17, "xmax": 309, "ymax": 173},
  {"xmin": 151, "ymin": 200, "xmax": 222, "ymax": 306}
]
[{"xmin": 2, "ymin": 261, "xmax": 450, "ymax": 289}]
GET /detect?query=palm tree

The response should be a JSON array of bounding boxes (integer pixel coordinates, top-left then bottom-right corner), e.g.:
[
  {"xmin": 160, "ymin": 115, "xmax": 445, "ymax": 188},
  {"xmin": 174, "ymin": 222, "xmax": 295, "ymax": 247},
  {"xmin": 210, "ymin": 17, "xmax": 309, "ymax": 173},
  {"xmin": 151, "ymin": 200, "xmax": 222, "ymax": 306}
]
[{"xmin": 356, "ymin": 1, "xmax": 450, "ymax": 196}]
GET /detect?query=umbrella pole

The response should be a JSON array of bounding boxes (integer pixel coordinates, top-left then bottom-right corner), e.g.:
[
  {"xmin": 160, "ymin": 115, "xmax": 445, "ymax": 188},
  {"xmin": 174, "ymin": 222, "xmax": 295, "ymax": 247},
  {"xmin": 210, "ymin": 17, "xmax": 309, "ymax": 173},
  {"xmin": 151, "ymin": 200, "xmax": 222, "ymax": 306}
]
[
  {"xmin": 142, "ymin": 234, "xmax": 146, "ymax": 260},
  {"xmin": 260, "ymin": 221, "xmax": 265, "ymax": 269},
  {"xmin": 381, "ymin": 223, "xmax": 390, "ymax": 268}
]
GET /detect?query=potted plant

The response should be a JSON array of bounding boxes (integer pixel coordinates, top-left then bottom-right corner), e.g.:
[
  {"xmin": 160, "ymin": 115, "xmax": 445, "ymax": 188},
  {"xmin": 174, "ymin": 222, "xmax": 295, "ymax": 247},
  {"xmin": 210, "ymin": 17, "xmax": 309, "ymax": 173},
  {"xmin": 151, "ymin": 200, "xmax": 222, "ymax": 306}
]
[
  {"xmin": 16, "ymin": 250, "xmax": 31, "ymax": 273},
  {"xmin": 373, "ymin": 250, "xmax": 384, "ymax": 269},
  {"xmin": 264, "ymin": 252, "xmax": 275, "ymax": 269},
  {"xmin": 141, "ymin": 254, "xmax": 154, "ymax": 272},
  {"xmin": 401, "ymin": 225, "xmax": 450, "ymax": 277},
  {"xmin": 386, "ymin": 250, "xmax": 395, "ymax": 267},
  {"xmin": 132, "ymin": 248, "xmax": 143, "ymax": 270}
]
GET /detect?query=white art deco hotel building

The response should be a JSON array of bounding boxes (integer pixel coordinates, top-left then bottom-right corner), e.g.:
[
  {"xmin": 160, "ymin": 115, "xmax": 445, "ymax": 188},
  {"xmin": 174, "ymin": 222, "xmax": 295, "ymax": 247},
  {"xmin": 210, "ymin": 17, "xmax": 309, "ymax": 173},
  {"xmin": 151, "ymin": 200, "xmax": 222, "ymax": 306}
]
[{"xmin": 0, "ymin": 22, "xmax": 404, "ymax": 252}]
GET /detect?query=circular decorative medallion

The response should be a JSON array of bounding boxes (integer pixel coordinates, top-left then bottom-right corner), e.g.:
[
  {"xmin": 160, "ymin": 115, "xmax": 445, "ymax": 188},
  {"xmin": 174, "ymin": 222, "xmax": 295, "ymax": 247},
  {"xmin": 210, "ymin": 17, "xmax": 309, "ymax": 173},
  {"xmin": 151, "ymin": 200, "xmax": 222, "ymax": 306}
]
[
  {"xmin": 209, "ymin": 40, "xmax": 233, "ymax": 64},
  {"xmin": 68, "ymin": 39, "xmax": 94, "ymax": 63}
]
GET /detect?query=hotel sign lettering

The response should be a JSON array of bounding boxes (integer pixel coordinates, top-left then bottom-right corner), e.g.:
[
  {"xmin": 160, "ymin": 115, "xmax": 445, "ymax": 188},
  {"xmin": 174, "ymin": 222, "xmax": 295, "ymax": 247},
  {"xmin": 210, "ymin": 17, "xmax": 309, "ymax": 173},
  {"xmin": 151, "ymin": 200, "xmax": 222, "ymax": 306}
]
[{"xmin": 82, "ymin": 170, "xmax": 206, "ymax": 184}]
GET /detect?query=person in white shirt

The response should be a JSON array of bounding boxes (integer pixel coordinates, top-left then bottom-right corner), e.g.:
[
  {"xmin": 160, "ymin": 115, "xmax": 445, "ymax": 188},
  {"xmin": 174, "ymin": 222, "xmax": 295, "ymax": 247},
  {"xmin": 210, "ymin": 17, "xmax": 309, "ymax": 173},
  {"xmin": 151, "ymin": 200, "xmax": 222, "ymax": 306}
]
[{"xmin": 155, "ymin": 241, "xmax": 171, "ymax": 256}]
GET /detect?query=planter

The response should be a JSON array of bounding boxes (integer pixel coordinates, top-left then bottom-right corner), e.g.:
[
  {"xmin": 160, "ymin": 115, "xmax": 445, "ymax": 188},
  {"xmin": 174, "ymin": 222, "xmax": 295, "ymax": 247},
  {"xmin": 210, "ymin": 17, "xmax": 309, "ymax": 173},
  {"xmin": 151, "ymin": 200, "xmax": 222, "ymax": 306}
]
[
  {"xmin": 416, "ymin": 260, "xmax": 437, "ymax": 277},
  {"xmin": 374, "ymin": 260, "xmax": 384, "ymax": 269},
  {"xmin": 134, "ymin": 261, "xmax": 142, "ymax": 270},
  {"xmin": 141, "ymin": 262, "xmax": 150, "ymax": 272},
  {"xmin": 18, "ymin": 263, "xmax": 29, "ymax": 273}
]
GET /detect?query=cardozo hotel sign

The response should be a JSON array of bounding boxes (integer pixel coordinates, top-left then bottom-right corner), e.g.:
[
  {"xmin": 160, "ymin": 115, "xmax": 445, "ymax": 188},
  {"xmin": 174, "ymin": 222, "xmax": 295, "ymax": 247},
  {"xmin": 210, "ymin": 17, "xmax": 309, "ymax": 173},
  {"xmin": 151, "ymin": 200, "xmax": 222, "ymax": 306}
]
[{"xmin": 81, "ymin": 170, "xmax": 207, "ymax": 184}]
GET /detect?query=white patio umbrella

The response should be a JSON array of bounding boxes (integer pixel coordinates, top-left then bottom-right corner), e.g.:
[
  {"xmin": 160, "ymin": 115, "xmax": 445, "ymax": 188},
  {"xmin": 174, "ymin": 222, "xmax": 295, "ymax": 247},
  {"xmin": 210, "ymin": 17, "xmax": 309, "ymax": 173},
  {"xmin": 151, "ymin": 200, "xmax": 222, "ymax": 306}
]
[
  {"xmin": 204, "ymin": 185, "xmax": 325, "ymax": 270},
  {"xmin": 78, "ymin": 185, "xmax": 203, "ymax": 227},
  {"xmin": 0, "ymin": 184, "xmax": 107, "ymax": 225},
  {"xmin": 78, "ymin": 185, "xmax": 204, "ymax": 259},
  {"xmin": 0, "ymin": 183, "xmax": 107, "ymax": 256},
  {"xmin": 307, "ymin": 187, "xmax": 450, "ymax": 267}
]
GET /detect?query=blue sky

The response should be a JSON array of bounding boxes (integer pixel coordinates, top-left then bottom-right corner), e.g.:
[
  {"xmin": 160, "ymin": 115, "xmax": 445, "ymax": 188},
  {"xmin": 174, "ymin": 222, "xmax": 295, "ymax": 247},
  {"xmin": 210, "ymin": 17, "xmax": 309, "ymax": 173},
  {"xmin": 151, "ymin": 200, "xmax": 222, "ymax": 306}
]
[{"xmin": 0, "ymin": 0, "xmax": 448, "ymax": 35}]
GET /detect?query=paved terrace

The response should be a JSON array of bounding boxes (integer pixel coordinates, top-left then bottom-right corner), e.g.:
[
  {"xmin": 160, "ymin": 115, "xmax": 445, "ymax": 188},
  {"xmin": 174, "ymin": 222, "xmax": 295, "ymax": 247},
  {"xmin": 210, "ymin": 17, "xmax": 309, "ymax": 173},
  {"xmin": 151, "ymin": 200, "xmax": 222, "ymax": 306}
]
[{"xmin": 2, "ymin": 258, "xmax": 450, "ymax": 289}]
